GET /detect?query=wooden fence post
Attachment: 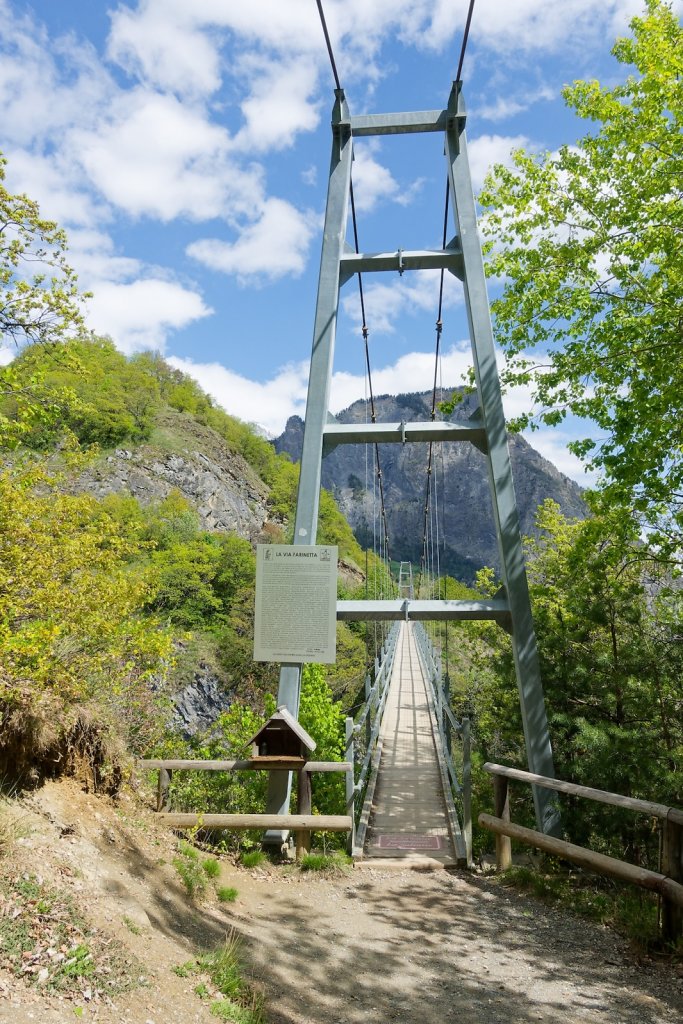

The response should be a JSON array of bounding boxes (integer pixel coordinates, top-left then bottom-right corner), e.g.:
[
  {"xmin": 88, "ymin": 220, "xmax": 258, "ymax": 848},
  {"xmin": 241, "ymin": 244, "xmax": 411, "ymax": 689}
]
[
  {"xmin": 493, "ymin": 773, "xmax": 512, "ymax": 871},
  {"xmin": 662, "ymin": 811, "xmax": 683, "ymax": 943},
  {"xmin": 296, "ymin": 769, "xmax": 312, "ymax": 860},
  {"xmin": 157, "ymin": 767, "xmax": 172, "ymax": 812}
]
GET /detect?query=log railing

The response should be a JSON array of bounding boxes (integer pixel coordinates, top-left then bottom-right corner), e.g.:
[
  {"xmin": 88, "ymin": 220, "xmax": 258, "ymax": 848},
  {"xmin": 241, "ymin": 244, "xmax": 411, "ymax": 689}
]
[
  {"xmin": 139, "ymin": 756, "xmax": 352, "ymax": 859},
  {"xmin": 141, "ymin": 626, "xmax": 400, "ymax": 861},
  {"xmin": 480, "ymin": 762, "xmax": 683, "ymax": 943}
]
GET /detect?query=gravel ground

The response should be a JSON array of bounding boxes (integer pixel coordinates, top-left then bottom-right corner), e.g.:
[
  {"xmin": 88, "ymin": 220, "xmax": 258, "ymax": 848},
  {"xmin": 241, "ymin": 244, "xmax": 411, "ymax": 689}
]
[
  {"xmin": 232, "ymin": 864, "xmax": 683, "ymax": 1024},
  {"xmin": 1, "ymin": 783, "xmax": 681, "ymax": 1024}
]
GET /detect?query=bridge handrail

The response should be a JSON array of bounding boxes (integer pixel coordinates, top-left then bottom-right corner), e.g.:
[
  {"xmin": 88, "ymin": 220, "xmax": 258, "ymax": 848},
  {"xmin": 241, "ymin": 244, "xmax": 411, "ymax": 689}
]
[
  {"xmin": 345, "ymin": 622, "xmax": 400, "ymax": 848},
  {"xmin": 413, "ymin": 622, "xmax": 471, "ymax": 865},
  {"xmin": 483, "ymin": 763, "xmax": 683, "ymax": 824},
  {"xmin": 481, "ymin": 763, "xmax": 683, "ymax": 943}
]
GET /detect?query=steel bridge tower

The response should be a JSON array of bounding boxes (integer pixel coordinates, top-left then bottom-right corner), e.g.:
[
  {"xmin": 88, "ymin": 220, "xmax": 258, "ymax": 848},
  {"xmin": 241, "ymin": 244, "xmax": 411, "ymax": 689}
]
[{"xmin": 265, "ymin": 82, "xmax": 560, "ymax": 837}]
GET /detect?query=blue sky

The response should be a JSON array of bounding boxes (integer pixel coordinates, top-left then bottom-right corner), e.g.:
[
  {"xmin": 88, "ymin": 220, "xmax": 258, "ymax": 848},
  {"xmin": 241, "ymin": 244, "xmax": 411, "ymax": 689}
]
[{"xmin": 0, "ymin": 0, "xmax": 672, "ymax": 481}]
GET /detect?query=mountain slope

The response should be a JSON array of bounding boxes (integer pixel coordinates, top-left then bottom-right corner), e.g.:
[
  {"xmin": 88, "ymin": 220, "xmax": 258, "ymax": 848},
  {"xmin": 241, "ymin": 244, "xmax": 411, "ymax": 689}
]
[{"xmin": 275, "ymin": 390, "xmax": 587, "ymax": 582}]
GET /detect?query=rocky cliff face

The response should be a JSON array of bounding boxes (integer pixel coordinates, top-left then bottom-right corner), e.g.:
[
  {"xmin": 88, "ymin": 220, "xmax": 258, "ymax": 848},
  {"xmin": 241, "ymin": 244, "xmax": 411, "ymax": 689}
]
[
  {"xmin": 73, "ymin": 408, "xmax": 271, "ymax": 542},
  {"xmin": 275, "ymin": 390, "xmax": 587, "ymax": 582}
]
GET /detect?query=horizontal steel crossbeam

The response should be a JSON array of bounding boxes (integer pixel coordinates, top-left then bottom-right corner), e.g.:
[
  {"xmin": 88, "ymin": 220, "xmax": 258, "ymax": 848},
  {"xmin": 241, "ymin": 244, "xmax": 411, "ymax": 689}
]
[
  {"xmin": 336, "ymin": 599, "xmax": 511, "ymax": 625},
  {"xmin": 322, "ymin": 419, "xmax": 486, "ymax": 451},
  {"xmin": 347, "ymin": 110, "xmax": 451, "ymax": 135},
  {"xmin": 339, "ymin": 247, "xmax": 463, "ymax": 282}
]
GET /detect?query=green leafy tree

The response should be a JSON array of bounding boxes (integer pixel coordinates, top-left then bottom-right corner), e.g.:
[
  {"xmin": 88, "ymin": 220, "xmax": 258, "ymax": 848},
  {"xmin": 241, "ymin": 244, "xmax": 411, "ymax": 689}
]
[
  {"xmin": 0, "ymin": 462, "xmax": 175, "ymax": 778},
  {"xmin": 0, "ymin": 155, "xmax": 85, "ymax": 349},
  {"xmin": 298, "ymin": 663, "xmax": 346, "ymax": 818},
  {"xmin": 479, "ymin": 1, "xmax": 683, "ymax": 550},
  {"xmin": 467, "ymin": 500, "xmax": 683, "ymax": 862},
  {"xmin": 0, "ymin": 154, "xmax": 88, "ymax": 446},
  {"xmin": 7, "ymin": 337, "xmax": 162, "ymax": 448}
]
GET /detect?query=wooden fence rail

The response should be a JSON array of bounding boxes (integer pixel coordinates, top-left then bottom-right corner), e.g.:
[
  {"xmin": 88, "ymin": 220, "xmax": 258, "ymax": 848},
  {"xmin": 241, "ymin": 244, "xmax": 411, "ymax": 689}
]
[
  {"xmin": 480, "ymin": 762, "xmax": 683, "ymax": 943},
  {"xmin": 139, "ymin": 757, "xmax": 353, "ymax": 859}
]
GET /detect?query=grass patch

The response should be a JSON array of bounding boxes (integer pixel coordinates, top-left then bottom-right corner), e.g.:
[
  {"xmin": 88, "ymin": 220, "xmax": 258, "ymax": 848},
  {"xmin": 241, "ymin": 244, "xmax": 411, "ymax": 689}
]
[
  {"xmin": 217, "ymin": 886, "xmax": 238, "ymax": 903},
  {"xmin": 499, "ymin": 863, "xmax": 661, "ymax": 948},
  {"xmin": 172, "ymin": 933, "xmax": 265, "ymax": 1024},
  {"xmin": 171, "ymin": 961, "xmax": 195, "ymax": 978},
  {"xmin": 122, "ymin": 915, "xmax": 142, "ymax": 935},
  {"xmin": 299, "ymin": 851, "xmax": 351, "ymax": 873},
  {"xmin": 240, "ymin": 850, "xmax": 266, "ymax": 869},
  {"xmin": 0, "ymin": 794, "xmax": 28, "ymax": 857},
  {"xmin": 0, "ymin": 873, "xmax": 143, "ymax": 996},
  {"xmin": 203, "ymin": 857, "xmax": 221, "ymax": 879},
  {"xmin": 173, "ymin": 841, "xmax": 225, "ymax": 900}
]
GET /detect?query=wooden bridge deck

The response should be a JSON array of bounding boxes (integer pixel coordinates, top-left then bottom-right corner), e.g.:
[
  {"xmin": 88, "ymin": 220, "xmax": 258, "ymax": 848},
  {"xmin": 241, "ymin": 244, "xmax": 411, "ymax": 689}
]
[{"xmin": 364, "ymin": 622, "xmax": 457, "ymax": 866}]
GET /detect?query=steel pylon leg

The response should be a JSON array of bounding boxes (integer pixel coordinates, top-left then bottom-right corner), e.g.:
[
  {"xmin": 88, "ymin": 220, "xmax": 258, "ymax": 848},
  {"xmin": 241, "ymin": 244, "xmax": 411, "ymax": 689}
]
[
  {"xmin": 445, "ymin": 83, "xmax": 560, "ymax": 834},
  {"xmin": 263, "ymin": 90, "xmax": 353, "ymax": 839}
]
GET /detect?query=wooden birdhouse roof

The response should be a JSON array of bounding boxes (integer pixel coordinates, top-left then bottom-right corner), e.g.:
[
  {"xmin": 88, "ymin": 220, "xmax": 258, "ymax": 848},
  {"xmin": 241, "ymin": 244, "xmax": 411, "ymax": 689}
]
[{"xmin": 246, "ymin": 706, "xmax": 316, "ymax": 753}]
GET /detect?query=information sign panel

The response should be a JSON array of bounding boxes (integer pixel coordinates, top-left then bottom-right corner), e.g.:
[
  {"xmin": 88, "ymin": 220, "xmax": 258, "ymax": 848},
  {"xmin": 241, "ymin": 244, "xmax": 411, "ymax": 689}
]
[{"xmin": 254, "ymin": 545, "xmax": 338, "ymax": 663}]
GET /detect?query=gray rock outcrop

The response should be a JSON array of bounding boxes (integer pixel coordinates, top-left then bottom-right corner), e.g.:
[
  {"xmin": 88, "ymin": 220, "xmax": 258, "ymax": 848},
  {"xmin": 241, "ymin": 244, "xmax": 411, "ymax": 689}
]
[
  {"xmin": 275, "ymin": 390, "xmax": 587, "ymax": 582},
  {"xmin": 73, "ymin": 408, "xmax": 271, "ymax": 542}
]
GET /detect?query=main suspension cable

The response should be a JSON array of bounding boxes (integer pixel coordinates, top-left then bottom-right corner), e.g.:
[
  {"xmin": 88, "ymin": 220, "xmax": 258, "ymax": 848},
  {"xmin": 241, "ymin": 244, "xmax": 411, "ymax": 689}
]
[
  {"xmin": 315, "ymin": 0, "xmax": 341, "ymax": 90},
  {"xmin": 456, "ymin": 0, "xmax": 477, "ymax": 82}
]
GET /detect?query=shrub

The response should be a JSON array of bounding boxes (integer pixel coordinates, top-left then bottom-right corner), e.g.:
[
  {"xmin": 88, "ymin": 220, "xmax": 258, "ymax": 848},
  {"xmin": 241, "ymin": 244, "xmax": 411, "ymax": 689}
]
[{"xmin": 217, "ymin": 887, "xmax": 238, "ymax": 903}]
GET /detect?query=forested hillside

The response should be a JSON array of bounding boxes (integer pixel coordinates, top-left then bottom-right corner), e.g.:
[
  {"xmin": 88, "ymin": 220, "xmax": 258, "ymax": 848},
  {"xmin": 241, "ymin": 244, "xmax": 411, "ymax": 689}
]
[{"xmin": 0, "ymin": 336, "xmax": 386, "ymax": 787}]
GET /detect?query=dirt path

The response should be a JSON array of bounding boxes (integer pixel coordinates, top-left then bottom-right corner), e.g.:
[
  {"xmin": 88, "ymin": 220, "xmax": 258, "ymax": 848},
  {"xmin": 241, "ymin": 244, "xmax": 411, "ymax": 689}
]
[
  {"xmin": 235, "ymin": 865, "xmax": 682, "ymax": 1024},
  {"xmin": 1, "ymin": 783, "xmax": 681, "ymax": 1024}
]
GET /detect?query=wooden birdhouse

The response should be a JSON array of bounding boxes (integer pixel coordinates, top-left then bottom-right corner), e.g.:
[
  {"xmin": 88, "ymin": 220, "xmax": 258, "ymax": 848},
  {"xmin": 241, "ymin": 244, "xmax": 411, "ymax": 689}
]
[{"xmin": 247, "ymin": 706, "xmax": 316, "ymax": 765}]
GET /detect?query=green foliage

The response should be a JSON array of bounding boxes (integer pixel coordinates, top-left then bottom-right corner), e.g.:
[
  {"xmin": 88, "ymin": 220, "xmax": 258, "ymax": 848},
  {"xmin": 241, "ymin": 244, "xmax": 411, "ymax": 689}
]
[
  {"xmin": 299, "ymin": 851, "xmax": 351, "ymax": 872},
  {"xmin": 0, "ymin": 460, "xmax": 175, "ymax": 778},
  {"xmin": 203, "ymin": 857, "xmax": 221, "ymax": 879},
  {"xmin": 298, "ymin": 664, "xmax": 346, "ymax": 820},
  {"xmin": 240, "ymin": 850, "xmax": 267, "ymax": 869},
  {"xmin": 324, "ymin": 623, "xmax": 368, "ymax": 702},
  {"xmin": 458, "ymin": 501, "xmax": 683, "ymax": 868},
  {"xmin": 173, "ymin": 936, "xmax": 265, "ymax": 1024},
  {"xmin": 479, "ymin": 1, "xmax": 683, "ymax": 552},
  {"xmin": 7, "ymin": 337, "xmax": 162, "ymax": 448},
  {"xmin": 0, "ymin": 153, "xmax": 88, "ymax": 448},
  {"xmin": 525, "ymin": 500, "xmax": 683, "ymax": 858},
  {"xmin": 173, "ymin": 842, "xmax": 208, "ymax": 900},
  {"xmin": 217, "ymin": 886, "xmax": 239, "ymax": 903},
  {"xmin": 157, "ymin": 704, "xmax": 268, "ymax": 851},
  {"xmin": 172, "ymin": 842, "xmax": 225, "ymax": 899}
]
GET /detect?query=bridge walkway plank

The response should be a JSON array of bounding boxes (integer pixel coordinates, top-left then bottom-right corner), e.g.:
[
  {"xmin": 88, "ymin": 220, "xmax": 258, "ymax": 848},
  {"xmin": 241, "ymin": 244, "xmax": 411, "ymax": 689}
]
[{"xmin": 364, "ymin": 622, "xmax": 456, "ymax": 865}]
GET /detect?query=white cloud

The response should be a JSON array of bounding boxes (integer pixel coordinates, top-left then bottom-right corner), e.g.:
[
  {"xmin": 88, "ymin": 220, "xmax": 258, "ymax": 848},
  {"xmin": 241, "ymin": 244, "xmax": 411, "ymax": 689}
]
[
  {"xmin": 166, "ymin": 357, "xmax": 311, "ymax": 434},
  {"xmin": 0, "ymin": 9, "xmax": 112, "ymax": 148},
  {"xmin": 467, "ymin": 134, "xmax": 530, "ymax": 193},
  {"xmin": 477, "ymin": 86, "xmax": 555, "ymax": 124},
  {"xmin": 402, "ymin": 0, "xmax": 652, "ymax": 55},
  {"xmin": 85, "ymin": 279, "xmax": 212, "ymax": 354},
  {"xmin": 73, "ymin": 90, "xmax": 261, "ymax": 222},
  {"xmin": 107, "ymin": 5, "xmax": 222, "ymax": 98},
  {"xmin": 342, "ymin": 270, "xmax": 462, "ymax": 334},
  {"xmin": 232, "ymin": 56, "xmax": 321, "ymax": 153},
  {"xmin": 3, "ymin": 150, "xmax": 104, "ymax": 229},
  {"xmin": 187, "ymin": 198, "xmax": 317, "ymax": 282},
  {"xmin": 351, "ymin": 142, "xmax": 402, "ymax": 213}
]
